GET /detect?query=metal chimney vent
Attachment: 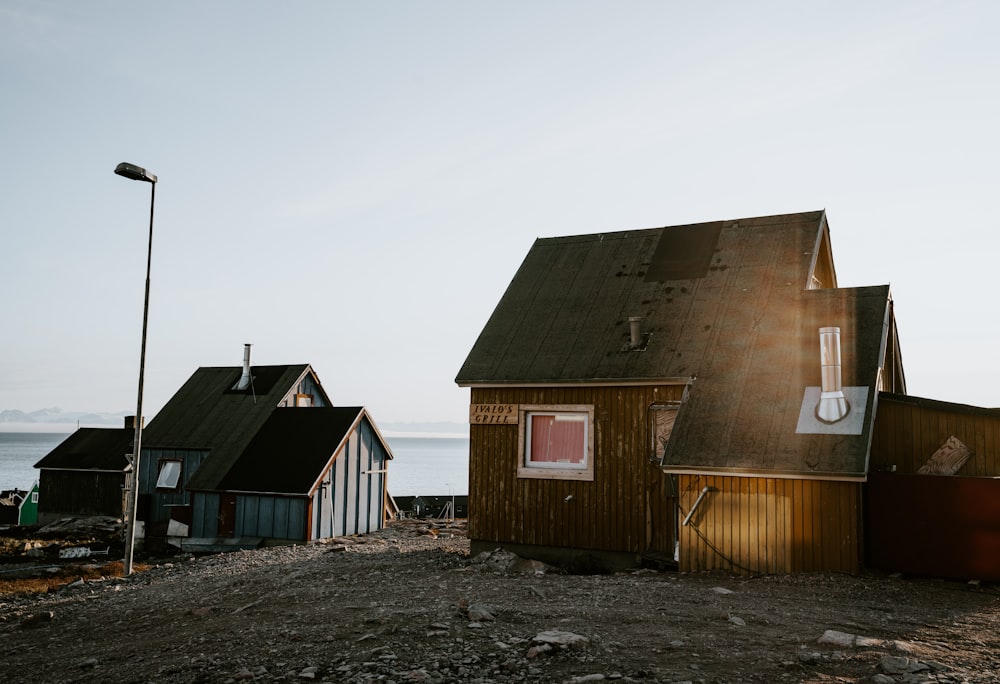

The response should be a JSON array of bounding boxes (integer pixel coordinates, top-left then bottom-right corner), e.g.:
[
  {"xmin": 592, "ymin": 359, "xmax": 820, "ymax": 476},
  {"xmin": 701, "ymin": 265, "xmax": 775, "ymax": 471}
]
[
  {"xmin": 235, "ymin": 343, "xmax": 253, "ymax": 390},
  {"xmin": 621, "ymin": 316, "xmax": 649, "ymax": 352},
  {"xmin": 816, "ymin": 327, "xmax": 849, "ymax": 423}
]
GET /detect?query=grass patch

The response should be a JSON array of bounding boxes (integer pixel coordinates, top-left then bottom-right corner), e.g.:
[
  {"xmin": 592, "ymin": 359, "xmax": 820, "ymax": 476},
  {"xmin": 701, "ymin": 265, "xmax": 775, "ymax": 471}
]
[{"xmin": 0, "ymin": 561, "xmax": 149, "ymax": 597}]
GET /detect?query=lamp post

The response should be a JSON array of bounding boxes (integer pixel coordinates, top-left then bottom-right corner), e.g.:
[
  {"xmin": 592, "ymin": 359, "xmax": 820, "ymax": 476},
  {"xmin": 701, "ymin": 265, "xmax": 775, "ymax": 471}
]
[{"xmin": 115, "ymin": 161, "xmax": 157, "ymax": 576}]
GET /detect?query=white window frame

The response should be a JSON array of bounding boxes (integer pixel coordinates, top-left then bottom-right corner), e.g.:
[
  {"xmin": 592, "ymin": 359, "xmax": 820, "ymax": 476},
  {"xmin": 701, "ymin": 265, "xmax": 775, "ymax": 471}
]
[
  {"xmin": 156, "ymin": 459, "xmax": 183, "ymax": 490},
  {"xmin": 517, "ymin": 404, "xmax": 595, "ymax": 481}
]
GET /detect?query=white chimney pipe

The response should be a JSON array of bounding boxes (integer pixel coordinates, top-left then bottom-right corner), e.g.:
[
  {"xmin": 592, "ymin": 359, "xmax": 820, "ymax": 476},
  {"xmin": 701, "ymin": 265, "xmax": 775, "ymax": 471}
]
[
  {"xmin": 236, "ymin": 343, "xmax": 252, "ymax": 390},
  {"xmin": 629, "ymin": 316, "xmax": 643, "ymax": 349},
  {"xmin": 816, "ymin": 327, "xmax": 849, "ymax": 423}
]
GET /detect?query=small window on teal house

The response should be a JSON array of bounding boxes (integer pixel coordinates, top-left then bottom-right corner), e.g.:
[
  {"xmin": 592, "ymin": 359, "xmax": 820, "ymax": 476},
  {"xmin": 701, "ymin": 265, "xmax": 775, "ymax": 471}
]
[{"xmin": 156, "ymin": 460, "xmax": 183, "ymax": 490}]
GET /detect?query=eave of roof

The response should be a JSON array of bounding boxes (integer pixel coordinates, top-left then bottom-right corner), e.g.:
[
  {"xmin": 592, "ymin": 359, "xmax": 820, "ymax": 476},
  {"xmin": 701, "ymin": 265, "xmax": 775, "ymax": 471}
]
[{"xmin": 32, "ymin": 428, "xmax": 133, "ymax": 471}]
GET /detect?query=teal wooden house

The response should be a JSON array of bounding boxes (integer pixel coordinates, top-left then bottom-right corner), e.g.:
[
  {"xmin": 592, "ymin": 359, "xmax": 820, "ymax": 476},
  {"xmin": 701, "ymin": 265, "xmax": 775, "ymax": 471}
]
[{"xmin": 138, "ymin": 346, "xmax": 394, "ymax": 550}]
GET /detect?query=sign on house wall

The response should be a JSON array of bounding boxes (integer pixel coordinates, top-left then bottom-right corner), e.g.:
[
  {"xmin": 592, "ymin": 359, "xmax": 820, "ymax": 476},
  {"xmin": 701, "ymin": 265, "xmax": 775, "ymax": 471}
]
[{"xmin": 470, "ymin": 404, "xmax": 518, "ymax": 425}]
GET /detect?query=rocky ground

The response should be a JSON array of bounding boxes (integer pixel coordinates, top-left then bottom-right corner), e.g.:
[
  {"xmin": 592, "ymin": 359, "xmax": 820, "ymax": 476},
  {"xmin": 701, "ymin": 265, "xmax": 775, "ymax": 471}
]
[{"xmin": 1, "ymin": 518, "xmax": 1000, "ymax": 684}]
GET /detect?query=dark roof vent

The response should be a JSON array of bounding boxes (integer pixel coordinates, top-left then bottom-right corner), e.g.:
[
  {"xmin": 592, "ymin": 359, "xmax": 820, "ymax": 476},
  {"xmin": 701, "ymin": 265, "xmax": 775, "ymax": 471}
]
[{"xmin": 621, "ymin": 316, "xmax": 650, "ymax": 352}]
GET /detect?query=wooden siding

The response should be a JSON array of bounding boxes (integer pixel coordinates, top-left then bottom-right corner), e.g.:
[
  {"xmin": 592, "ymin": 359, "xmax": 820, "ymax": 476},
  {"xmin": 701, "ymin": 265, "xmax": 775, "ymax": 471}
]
[
  {"xmin": 279, "ymin": 374, "xmax": 329, "ymax": 407},
  {"xmin": 139, "ymin": 448, "xmax": 209, "ymax": 524},
  {"xmin": 468, "ymin": 384, "xmax": 683, "ymax": 556},
  {"xmin": 235, "ymin": 495, "xmax": 308, "ymax": 540},
  {"xmin": 311, "ymin": 423, "xmax": 388, "ymax": 539},
  {"xmin": 190, "ymin": 491, "xmax": 309, "ymax": 540},
  {"xmin": 677, "ymin": 474, "xmax": 862, "ymax": 575},
  {"xmin": 871, "ymin": 394, "xmax": 1000, "ymax": 476},
  {"xmin": 865, "ymin": 394, "xmax": 1000, "ymax": 580},
  {"xmin": 867, "ymin": 473, "xmax": 1000, "ymax": 581},
  {"xmin": 37, "ymin": 471, "xmax": 124, "ymax": 521},
  {"xmin": 191, "ymin": 492, "xmax": 219, "ymax": 537}
]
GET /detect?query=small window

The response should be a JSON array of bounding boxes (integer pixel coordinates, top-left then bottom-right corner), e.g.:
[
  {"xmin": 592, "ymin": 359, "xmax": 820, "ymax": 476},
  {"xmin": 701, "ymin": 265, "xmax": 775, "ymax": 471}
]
[
  {"xmin": 156, "ymin": 460, "xmax": 183, "ymax": 490},
  {"xmin": 518, "ymin": 405, "xmax": 595, "ymax": 481},
  {"xmin": 31, "ymin": 492, "xmax": 39, "ymax": 503},
  {"xmin": 650, "ymin": 402, "xmax": 681, "ymax": 463},
  {"xmin": 295, "ymin": 393, "xmax": 313, "ymax": 407}
]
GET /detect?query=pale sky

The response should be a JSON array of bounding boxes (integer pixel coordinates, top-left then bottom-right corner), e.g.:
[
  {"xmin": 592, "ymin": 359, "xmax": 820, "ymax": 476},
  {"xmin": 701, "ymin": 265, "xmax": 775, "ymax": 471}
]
[{"xmin": 2, "ymin": 1, "xmax": 999, "ymax": 427}]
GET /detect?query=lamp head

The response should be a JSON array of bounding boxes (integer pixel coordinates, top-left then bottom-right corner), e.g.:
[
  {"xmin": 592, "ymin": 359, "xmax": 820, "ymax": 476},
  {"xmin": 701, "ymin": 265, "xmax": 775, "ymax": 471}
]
[{"xmin": 114, "ymin": 162, "xmax": 157, "ymax": 183}]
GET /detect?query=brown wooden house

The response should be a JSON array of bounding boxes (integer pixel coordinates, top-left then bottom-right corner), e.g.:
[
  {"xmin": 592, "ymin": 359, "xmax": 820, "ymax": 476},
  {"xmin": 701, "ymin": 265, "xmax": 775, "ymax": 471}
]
[
  {"xmin": 456, "ymin": 210, "xmax": 906, "ymax": 573},
  {"xmin": 867, "ymin": 393, "xmax": 1000, "ymax": 581}
]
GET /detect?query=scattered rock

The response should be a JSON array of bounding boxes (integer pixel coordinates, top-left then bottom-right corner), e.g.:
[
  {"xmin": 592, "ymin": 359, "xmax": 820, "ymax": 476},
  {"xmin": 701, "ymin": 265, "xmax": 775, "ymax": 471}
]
[
  {"xmin": 0, "ymin": 517, "xmax": 995, "ymax": 683},
  {"xmin": 532, "ymin": 629, "xmax": 589, "ymax": 649},
  {"xmin": 20, "ymin": 610, "xmax": 54, "ymax": 628},
  {"xmin": 298, "ymin": 665, "xmax": 319, "ymax": 679},
  {"xmin": 526, "ymin": 643, "xmax": 552, "ymax": 658},
  {"xmin": 467, "ymin": 603, "xmax": 496, "ymax": 621},
  {"xmin": 509, "ymin": 557, "xmax": 552, "ymax": 574},
  {"xmin": 818, "ymin": 628, "xmax": 885, "ymax": 648}
]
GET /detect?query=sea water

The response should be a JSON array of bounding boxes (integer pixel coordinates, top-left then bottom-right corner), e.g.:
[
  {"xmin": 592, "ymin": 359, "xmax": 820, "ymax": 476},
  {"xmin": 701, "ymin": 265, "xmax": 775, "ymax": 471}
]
[
  {"xmin": 0, "ymin": 432, "xmax": 468, "ymax": 497},
  {"xmin": 0, "ymin": 432, "xmax": 65, "ymax": 491},
  {"xmin": 385, "ymin": 436, "xmax": 469, "ymax": 496}
]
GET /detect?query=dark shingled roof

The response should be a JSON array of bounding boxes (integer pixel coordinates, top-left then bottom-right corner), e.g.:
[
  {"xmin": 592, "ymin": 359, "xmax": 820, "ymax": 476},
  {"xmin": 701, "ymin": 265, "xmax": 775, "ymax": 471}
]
[
  {"xmin": 142, "ymin": 364, "xmax": 314, "ymax": 491},
  {"xmin": 660, "ymin": 284, "xmax": 890, "ymax": 478},
  {"xmin": 34, "ymin": 427, "xmax": 133, "ymax": 471},
  {"xmin": 455, "ymin": 211, "xmax": 833, "ymax": 384},
  {"xmin": 216, "ymin": 407, "xmax": 372, "ymax": 495},
  {"xmin": 456, "ymin": 210, "xmax": 899, "ymax": 479}
]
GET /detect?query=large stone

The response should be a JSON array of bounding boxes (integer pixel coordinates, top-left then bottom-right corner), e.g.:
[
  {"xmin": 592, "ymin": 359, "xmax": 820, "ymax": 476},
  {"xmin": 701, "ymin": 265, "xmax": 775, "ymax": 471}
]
[
  {"xmin": 532, "ymin": 630, "xmax": 589, "ymax": 649},
  {"xmin": 466, "ymin": 603, "xmax": 496, "ymax": 621}
]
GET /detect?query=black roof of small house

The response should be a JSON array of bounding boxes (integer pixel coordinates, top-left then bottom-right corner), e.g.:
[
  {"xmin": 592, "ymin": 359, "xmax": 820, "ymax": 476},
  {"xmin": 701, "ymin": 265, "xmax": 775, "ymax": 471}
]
[
  {"xmin": 141, "ymin": 364, "xmax": 317, "ymax": 491},
  {"xmin": 34, "ymin": 427, "xmax": 133, "ymax": 472},
  {"xmin": 216, "ymin": 407, "xmax": 391, "ymax": 495},
  {"xmin": 456, "ymin": 210, "xmax": 902, "ymax": 479}
]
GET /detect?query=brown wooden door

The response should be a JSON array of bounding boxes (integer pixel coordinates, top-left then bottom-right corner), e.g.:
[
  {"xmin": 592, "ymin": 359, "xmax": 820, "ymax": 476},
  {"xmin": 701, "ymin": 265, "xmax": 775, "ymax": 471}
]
[{"xmin": 218, "ymin": 494, "xmax": 237, "ymax": 537}]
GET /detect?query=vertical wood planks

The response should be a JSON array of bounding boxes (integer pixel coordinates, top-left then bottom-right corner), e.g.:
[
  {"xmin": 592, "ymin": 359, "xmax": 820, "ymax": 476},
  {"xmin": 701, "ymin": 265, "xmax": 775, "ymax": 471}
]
[
  {"xmin": 872, "ymin": 394, "xmax": 1000, "ymax": 476},
  {"xmin": 677, "ymin": 475, "xmax": 861, "ymax": 575},
  {"xmin": 468, "ymin": 384, "xmax": 683, "ymax": 555}
]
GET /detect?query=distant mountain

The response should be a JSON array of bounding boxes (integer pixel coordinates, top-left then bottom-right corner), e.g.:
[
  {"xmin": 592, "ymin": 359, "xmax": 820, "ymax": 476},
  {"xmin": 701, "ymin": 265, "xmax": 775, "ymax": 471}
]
[{"xmin": 0, "ymin": 408, "xmax": 130, "ymax": 431}]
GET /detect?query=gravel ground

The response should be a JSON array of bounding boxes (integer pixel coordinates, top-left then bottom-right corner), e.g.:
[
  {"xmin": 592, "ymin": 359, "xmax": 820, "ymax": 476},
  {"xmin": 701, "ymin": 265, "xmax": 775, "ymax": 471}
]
[{"xmin": 2, "ymin": 519, "xmax": 1000, "ymax": 683}]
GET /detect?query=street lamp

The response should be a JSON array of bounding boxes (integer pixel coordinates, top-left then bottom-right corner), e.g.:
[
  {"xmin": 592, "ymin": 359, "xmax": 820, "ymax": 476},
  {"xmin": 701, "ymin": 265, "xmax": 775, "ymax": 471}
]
[{"xmin": 115, "ymin": 161, "xmax": 157, "ymax": 575}]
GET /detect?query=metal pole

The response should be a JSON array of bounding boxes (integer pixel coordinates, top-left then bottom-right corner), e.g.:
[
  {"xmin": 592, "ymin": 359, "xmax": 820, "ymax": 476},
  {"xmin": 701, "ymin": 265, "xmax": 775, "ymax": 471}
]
[{"xmin": 123, "ymin": 180, "xmax": 155, "ymax": 576}]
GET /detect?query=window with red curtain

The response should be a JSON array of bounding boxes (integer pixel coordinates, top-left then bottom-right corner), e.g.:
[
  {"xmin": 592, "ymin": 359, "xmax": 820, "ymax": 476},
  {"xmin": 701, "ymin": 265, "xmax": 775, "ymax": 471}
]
[{"xmin": 527, "ymin": 412, "xmax": 587, "ymax": 466}]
